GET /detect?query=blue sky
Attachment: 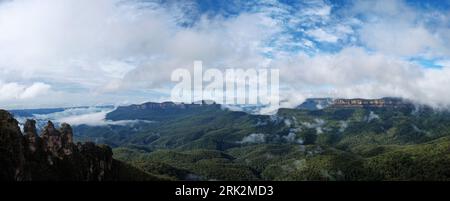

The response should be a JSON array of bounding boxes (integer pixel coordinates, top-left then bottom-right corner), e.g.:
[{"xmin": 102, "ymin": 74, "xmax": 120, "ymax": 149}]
[
  {"xmin": 160, "ymin": 0, "xmax": 449, "ymax": 56},
  {"xmin": 0, "ymin": 0, "xmax": 450, "ymax": 109}
]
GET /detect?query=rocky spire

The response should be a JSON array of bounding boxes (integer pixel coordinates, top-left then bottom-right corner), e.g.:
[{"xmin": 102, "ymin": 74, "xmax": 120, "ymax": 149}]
[
  {"xmin": 41, "ymin": 121, "xmax": 57, "ymax": 137},
  {"xmin": 40, "ymin": 121, "xmax": 62, "ymax": 157},
  {"xmin": 60, "ymin": 123, "xmax": 73, "ymax": 144},
  {"xmin": 24, "ymin": 119, "xmax": 37, "ymax": 135},
  {"xmin": 60, "ymin": 123, "xmax": 75, "ymax": 155},
  {"xmin": 24, "ymin": 119, "xmax": 40, "ymax": 153}
]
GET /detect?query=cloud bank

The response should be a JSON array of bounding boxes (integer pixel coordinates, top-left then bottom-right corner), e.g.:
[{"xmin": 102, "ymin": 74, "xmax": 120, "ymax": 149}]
[
  {"xmin": 239, "ymin": 133, "xmax": 266, "ymax": 144},
  {"xmin": 0, "ymin": 82, "xmax": 50, "ymax": 101},
  {"xmin": 30, "ymin": 106, "xmax": 153, "ymax": 127},
  {"xmin": 0, "ymin": 0, "xmax": 449, "ymax": 109}
]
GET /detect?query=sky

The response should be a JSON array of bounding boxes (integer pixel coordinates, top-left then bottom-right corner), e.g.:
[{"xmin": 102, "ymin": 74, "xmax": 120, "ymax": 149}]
[{"xmin": 0, "ymin": 0, "xmax": 450, "ymax": 109}]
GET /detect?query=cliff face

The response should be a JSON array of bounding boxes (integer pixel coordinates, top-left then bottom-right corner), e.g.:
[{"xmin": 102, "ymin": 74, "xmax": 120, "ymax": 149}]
[
  {"xmin": 296, "ymin": 97, "xmax": 414, "ymax": 110},
  {"xmin": 331, "ymin": 98, "xmax": 413, "ymax": 108},
  {"xmin": 106, "ymin": 101, "xmax": 222, "ymax": 121},
  {"xmin": 124, "ymin": 101, "xmax": 219, "ymax": 110},
  {"xmin": 0, "ymin": 109, "xmax": 152, "ymax": 181},
  {"xmin": 0, "ymin": 110, "xmax": 27, "ymax": 180}
]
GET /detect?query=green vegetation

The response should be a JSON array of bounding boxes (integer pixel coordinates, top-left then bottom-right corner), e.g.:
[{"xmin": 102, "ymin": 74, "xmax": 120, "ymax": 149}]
[{"xmin": 74, "ymin": 104, "xmax": 450, "ymax": 181}]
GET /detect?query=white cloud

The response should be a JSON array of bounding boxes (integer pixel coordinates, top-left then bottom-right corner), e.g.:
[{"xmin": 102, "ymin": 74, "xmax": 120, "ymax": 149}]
[
  {"xmin": 339, "ymin": 121, "xmax": 348, "ymax": 132},
  {"xmin": 0, "ymin": 0, "xmax": 175, "ymax": 99},
  {"xmin": 20, "ymin": 82, "xmax": 51, "ymax": 99},
  {"xmin": 306, "ymin": 28, "xmax": 339, "ymax": 43},
  {"xmin": 359, "ymin": 22, "xmax": 438, "ymax": 56},
  {"xmin": 32, "ymin": 106, "xmax": 153, "ymax": 126},
  {"xmin": 56, "ymin": 110, "xmax": 111, "ymax": 126},
  {"xmin": 274, "ymin": 47, "xmax": 450, "ymax": 107},
  {"xmin": 239, "ymin": 133, "xmax": 266, "ymax": 144},
  {"xmin": 57, "ymin": 110, "xmax": 153, "ymax": 126},
  {"xmin": 0, "ymin": 82, "xmax": 50, "ymax": 101},
  {"xmin": 282, "ymin": 132, "xmax": 297, "ymax": 143},
  {"xmin": 301, "ymin": 118, "xmax": 326, "ymax": 134},
  {"xmin": 352, "ymin": 0, "xmax": 448, "ymax": 57},
  {"xmin": 308, "ymin": 4, "xmax": 331, "ymax": 17},
  {"xmin": 366, "ymin": 111, "xmax": 380, "ymax": 122}
]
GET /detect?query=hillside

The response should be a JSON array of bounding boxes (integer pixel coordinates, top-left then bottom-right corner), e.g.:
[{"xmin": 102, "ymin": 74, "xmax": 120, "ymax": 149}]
[{"xmin": 72, "ymin": 100, "xmax": 450, "ymax": 181}]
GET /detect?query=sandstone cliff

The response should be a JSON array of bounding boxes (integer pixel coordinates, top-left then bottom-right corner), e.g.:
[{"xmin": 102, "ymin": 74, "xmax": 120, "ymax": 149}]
[{"xmin": 332, "ymin": 97, "xmax": 413, "ymax": 108}]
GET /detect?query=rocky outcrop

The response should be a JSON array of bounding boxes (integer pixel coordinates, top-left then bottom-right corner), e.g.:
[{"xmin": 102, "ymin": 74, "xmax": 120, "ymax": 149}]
[
  {"xmin": 124, "ymin": 100, "xmax": 219, "ymax": 110},
  {"xmin": 0, "ymin": 110, "xmax": 27, "ymax": 180},
  {"xmin": 40, "ymin": 121, "xmax": 63, "ymax": 157},
  {"xmin": 332, "ymin": 98, "xmax": 413, "ymax": 108},
  {"xmin": 60, "ymin": 123, "xmax": 75, "ymax": 156},
  {"xmin": 23, "ymin": 119, "xmax": 41, "ymax": 154},
  {"xmin": 296, "ymin": 97, "xmax": 414, "ymax": 110},
  {"xmin": 0, "ymin": 109, "xmax": 127, "ymax": 181}
]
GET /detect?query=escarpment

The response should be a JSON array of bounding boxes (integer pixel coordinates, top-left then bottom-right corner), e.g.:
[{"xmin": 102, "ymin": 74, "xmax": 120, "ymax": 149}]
[{"xmin": 331, "ymin": 97, "xmax": 413, "ymax": 108}]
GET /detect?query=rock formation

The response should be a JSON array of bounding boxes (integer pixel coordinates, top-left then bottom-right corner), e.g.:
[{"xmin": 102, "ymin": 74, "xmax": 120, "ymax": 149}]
[
  {"xmin": 23, "ymin": 119, "xmax": 41, "ymax": 153},
  {"xmin": 332, "ymin": 97, "xmax": 413, "ymax": 108},
  {"xmin": 296, "ymin": 97, "xmax": 414, "ymax": 110},
  {"xmin": 0, "ymin": 110, "xmax": 26, "ymax": 180},
  {"xmin": 0, "ymin": 109, "xmax": 157, "ymax": 181}
]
